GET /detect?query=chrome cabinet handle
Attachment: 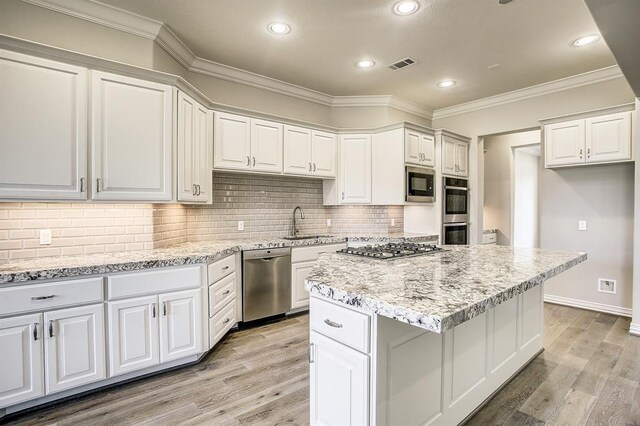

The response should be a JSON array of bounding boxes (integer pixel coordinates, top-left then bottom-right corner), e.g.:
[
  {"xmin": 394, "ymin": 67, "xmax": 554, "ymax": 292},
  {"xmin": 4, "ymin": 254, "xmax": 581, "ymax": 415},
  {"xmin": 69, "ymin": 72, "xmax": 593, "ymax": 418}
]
[
  {"xmin": 32, "ymin": 295, "xmax": 56, "ymax": 301},
  {"xmin": 33, "ymin": 323, "xmax": 38, "ymax": 341},
  {"xmin": 152, "ymin": 303, "xmax": 156, "ymax": 318},
  {"xmin": 587, "ymin": 148, "xmax": 591, "ymax": 158},
  {"xmin": 309, "ymin": 163, "xmax": 312, "ymax": 172},
  {"xmin": 579, "ymin": 148, "xmax": 583, "ymax": 159},
  {"xmin": 324, "ymin": 319, "xmax": 343, "ymax": 328},
  {"xmin": 96, "ymin": 178, "xmax": 101, "ymax": 192},
  {"xmin": 223, "ymin": 318, "xmax": 230, "ymax": 324},
  {"xmin": 48, "ymin": 320, "xmax": 54, "ymax": 338},
  {"xmin": 163, "ymin": 302, "xmax": 167, "ymax": 316},
  {"xmin": 222, "ymin": 266, "xmax": 229, "ymax": 270},
  {"xmin": 252, "ymin": 157, "xmax": 256, "ymax": 166},
  {"xmin": 308, "ymin": 343, "xmax": 314, "ymax": 363},
  {"xmin": 313, "ymin": 163, "xmax": 316, "ymax": 172},
  {"xmin": 80, "ymin": 177, "xmax": 85, "ymax": 192},
  {"xmin": 341, "ymin": 192, "xmax": 345, "ymax": 200},
  {"xmin": 247, "ymin": 156, "xmax": 250, "ymax": 166},
  {"xmin": 192, "ymin": 184, "xmax": 196, "ymax": 196},
  {"xmin": 197, "ymin": 185, "xmax": 201, "ymax": 196},
  {"xmin": 222, "ymin": 290, "xmax": 231, "ymax": 295}
]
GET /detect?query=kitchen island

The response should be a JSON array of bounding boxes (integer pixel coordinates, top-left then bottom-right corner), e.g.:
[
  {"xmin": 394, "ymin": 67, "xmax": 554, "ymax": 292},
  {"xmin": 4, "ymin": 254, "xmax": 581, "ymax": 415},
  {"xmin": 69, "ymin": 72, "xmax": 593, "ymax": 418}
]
[{"xmin": 305, "ymin": 245, "xmax": 586, "ymax": 426}]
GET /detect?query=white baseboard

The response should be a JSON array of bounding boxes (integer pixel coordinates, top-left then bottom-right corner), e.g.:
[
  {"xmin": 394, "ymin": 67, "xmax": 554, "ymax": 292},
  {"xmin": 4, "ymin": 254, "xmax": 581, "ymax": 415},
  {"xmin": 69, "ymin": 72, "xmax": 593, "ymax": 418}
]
[
  {"xmin": 544, "ymin": 294, "xmax": 632, "ymax": 317},
  {"xmin": 630, "ymin": 323, "xmax": 640, "ymax": 336}
]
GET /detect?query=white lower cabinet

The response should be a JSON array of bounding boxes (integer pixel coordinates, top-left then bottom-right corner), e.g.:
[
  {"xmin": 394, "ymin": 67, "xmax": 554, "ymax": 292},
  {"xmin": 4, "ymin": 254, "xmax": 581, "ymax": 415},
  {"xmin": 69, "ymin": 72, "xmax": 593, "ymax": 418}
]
[
  {"xmin": 0, "ymin": 314, "xmax": 44, "ymax": 408},
  {"xmin": 310, "ymin": 331, "xmax": 369, "ymax": 426},
  {"xmin": 291, "ymin": 261, "xmax": 315, "ymax": 310},
  {"xmin": 44, "ymin": 304, "xmax": 106, "ymax": 394},
  {"xmin": 108, "ymin": 290, "xmax": 202, "ymax": 377}
]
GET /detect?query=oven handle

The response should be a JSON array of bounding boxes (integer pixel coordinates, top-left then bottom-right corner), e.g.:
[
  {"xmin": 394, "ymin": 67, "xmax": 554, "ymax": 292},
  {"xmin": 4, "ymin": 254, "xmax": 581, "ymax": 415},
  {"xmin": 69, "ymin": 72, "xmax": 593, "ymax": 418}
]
[
  {"xmin": 443, "ymin": 222, "xmax": 468, "ymax": 227},
  {"xmin": 444, "ymin": 186, "xmax": 469, "ymax": 191}
]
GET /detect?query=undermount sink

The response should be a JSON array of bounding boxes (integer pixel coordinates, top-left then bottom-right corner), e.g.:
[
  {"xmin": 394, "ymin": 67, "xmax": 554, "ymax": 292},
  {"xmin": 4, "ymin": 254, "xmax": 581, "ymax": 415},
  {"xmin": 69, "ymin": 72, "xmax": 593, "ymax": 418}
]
[{"xmin": 281, "ymin": 235, "xmax": 333, "ymax": 240}]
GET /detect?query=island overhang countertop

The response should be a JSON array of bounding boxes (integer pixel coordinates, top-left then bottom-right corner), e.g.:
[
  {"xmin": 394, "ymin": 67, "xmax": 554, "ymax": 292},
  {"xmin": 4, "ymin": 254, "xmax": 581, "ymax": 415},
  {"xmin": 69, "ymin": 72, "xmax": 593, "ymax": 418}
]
[{"xmin": 305, "ymin": 245, "xmax": 586, "ymax": 334}]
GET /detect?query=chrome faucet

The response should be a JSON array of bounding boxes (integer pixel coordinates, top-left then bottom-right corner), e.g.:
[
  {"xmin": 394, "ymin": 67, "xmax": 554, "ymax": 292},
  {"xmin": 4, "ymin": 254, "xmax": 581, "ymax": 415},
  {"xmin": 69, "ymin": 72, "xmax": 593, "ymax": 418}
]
[{"xmin": 292, "ymin": 206, "xmax": 305, "ymax": 236}]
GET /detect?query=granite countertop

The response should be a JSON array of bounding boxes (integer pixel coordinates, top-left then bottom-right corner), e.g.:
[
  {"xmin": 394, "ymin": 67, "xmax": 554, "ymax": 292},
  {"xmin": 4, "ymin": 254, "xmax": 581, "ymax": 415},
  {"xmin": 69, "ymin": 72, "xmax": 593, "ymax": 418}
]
[
  {"xmin": 305, "ymin": 245, "xmax": 586, "ymax": 334},
  {"xmin": 483, "ymin": 229, "xmax": 498, "ymax": 234},
  {"xmin": 0, "ymin": 233, "xmax": 438, "ymax": 285}
]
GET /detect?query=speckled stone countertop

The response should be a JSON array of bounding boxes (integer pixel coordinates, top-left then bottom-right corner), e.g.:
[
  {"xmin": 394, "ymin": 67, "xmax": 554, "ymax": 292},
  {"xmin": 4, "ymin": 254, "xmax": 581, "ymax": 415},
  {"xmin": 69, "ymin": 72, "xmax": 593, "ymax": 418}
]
[
  {"xmin": 305, "ymin": 245, "xmax": 586, "ymax": 334},
  {"xmin": 0, "ymin": 233, "xmax": 438, "ymax": 285},
  {"xmin": 483, "ymin": 229, "xmax": 498, "ymax": 234}
]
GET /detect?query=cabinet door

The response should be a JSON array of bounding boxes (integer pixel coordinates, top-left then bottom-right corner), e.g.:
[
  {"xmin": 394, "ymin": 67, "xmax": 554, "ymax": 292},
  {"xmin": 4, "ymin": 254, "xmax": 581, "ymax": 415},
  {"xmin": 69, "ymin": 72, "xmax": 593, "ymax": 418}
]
[
  {"xmin": 310, "ymin": 331, "xmax": 369, "ymax": 426},
  {"xmin": 250, "ymin": 119, "xmax": 283, "ymax": 173},
  {"xmin": 193, "ymin": 101, "xmax": 212, "ymax": 203},
  {"xmin": 108, "ymin": 296, "xmax": 159, "ymax": 376},
  {"xmin": 405, "ymin": 130, "xmax": 422, "ymax": 165},
  {"xmin": 44, "ymin": 304, "xmax": 105, "ymax": 394},
  {"xmin": 213, "ymin": 112, "xmax": 251, "ymax": 171},
  {"xmin": 177, "ymin": 92, "xmax": 197, "ymax": 202},
  {"xmin": 0, "ymin": 313, "xmax": 43, "ymax": 408},
  {"xmin": 0, "ymin": 50, "xmax": 88, "ymax": 200},
  {"xmin": 159, "ymin": 289, "xmax": 202, "ymax": 363},
  {"xmin": 585, "ymin": 112, "xmax": 632, "ymax": 163},
  {"xmin": 340, "ymin": 134, "xmax": 372, "ymax": 204},
  {"xmin": 421, "ymin": 134, "xmax": 436, "ymax": 167},
  {"xmin": 312, "ymin": 131, "xmax": 337, "ymax": 178},
  {"xmin": 284, "ymin": 125, "xmax": 313, "ymax": 175},
  {"xmin": 291, "ymin": 261, "xmax": 315, "ymax": 310},
  {"xmin": 441, "ymin": 137, "xmax": 457, "ymax": 175},
  {"xmin": 91, "ymin": 71, "xmax": 173, "ymax": 201},
  {"xmin": 544, "ymin": 120, "xmax": 585, "ymax": 167},
  {"xmin": 455, "ymin": 141, "xmax": 469, "ymax": 177}
]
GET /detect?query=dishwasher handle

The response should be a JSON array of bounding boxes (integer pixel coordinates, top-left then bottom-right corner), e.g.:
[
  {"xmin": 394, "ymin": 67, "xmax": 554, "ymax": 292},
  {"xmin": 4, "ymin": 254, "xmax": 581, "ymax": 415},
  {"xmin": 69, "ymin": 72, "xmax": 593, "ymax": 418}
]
[{"xmin": 243, "ymin": 247, "xmax": 291, "ymax": 260}]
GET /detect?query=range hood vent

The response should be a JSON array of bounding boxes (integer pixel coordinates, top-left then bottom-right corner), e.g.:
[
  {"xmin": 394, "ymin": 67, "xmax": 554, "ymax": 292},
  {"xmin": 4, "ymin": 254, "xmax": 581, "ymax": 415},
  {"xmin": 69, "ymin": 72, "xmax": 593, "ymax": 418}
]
[{"xmin": 388, "ymin": 57, "xmax": 417, "ymax": 71}]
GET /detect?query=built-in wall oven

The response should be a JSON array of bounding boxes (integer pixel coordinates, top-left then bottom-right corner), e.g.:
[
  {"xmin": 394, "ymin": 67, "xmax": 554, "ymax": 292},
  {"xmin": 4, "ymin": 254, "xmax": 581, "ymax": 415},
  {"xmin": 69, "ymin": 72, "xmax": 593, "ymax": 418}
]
[
  {"xmin": 443, "ymin": 177, "xmax": 469, "ymax": 245},
  {"xmin": 406, "ymin": 166, "xmax": 435, "ymax": 203}
]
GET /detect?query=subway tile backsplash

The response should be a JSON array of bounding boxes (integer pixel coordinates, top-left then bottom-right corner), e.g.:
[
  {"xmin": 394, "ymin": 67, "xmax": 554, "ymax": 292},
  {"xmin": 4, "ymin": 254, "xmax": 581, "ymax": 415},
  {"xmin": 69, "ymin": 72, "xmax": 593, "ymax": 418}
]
[{"xmin": 0, "ymin": 172, "xmax": 404, "ymax": 261}]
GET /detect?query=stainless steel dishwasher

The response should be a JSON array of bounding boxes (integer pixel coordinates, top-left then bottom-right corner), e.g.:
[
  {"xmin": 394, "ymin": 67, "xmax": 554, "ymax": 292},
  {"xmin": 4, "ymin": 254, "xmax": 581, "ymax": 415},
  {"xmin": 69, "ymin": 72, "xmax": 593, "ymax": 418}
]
[{"xmin": 243, "ymin": 248, "xmax": 291, "ymax": 322}]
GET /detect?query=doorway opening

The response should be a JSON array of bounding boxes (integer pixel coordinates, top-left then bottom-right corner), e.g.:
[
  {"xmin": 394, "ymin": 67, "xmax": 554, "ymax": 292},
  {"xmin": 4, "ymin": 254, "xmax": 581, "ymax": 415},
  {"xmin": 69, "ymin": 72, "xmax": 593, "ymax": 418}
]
[{"xmin": 512, "ymin": 145, "xmax": 540, "ymax": 248}]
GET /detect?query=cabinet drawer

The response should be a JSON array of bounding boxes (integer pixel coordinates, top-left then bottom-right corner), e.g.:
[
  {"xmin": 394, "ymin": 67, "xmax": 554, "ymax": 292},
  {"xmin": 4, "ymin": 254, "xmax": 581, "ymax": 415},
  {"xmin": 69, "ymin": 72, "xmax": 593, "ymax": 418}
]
[
  {"xmin": 0, "ymin": 278, "xmax": 103, "ymax": 316},
  {"xmin": 209, "ymin": 299, "xmax": 236, "ymax": 348},
  {"xmin": 483, "ymin": 233, "xmax": 497, "ymax": 244},
  {"xmin": 107, "ymin": 266, "xmax": 202, "ymax": 300},
  {"xmin": 291, "ymin": 243, "xmax": 346, "ymax": 263},
  {"xmin": 209, "ymin": 272, "xmax": 236, "ymax": 317},
  {"xmin": 310, "ymin": 297, "xmax": 370, "ymax": 353},
  {"xmin": 208, "ymin": 255, "xmax": 236, "ymax": 285}
]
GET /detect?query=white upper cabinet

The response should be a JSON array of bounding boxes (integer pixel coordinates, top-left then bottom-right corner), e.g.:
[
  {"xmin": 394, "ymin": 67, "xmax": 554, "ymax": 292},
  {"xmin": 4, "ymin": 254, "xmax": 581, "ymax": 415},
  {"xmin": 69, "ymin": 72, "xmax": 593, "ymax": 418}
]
[
  {"xmin": 214, "ymin": 112, "xmax": 251, "ymax": 171},
  {"xmin": 0, "ymin": 50, "xmax": 88, "ymax": 200},
  {"xmin": 405, "ymin": 130, "xmax": 435, "ymax": 167},
  {"xmin": 284, "ymin": 126, "xmax": 336, "ymax": 178},
  {"xmin": 0, "ymin": 313, "xmax": 44, "ymax": 408},
  {"xmin": 250, "ymin": 118, "xmax": 283, "ymax": 173},
  {"xmin": 340, "ymin": 134, "xmax": 372, "ymax": 204},
  {"xmin": 44, "ymin": 304, "xmax": 106, "ymax": 394},
  {"xmin": 543, "ymin": 108, "xmax": 633, "ymax": 168},
  {"xmin": 178, "ymin": 92, "xmax": 212, "ymax": 203},
  {"xmin": 544, "ymin": 119, "xmax": 585, "ymax": 167},
  {"xmin": 585, "ymin": 112, "xmax": 632, "ymax": 163},
  {"xmin": 91, "ymin": 71, "xmax": 173, "ymax": 201},
  {"xmin": 441, "ymin": 135, "xmax": 469, "ymax": 177}
]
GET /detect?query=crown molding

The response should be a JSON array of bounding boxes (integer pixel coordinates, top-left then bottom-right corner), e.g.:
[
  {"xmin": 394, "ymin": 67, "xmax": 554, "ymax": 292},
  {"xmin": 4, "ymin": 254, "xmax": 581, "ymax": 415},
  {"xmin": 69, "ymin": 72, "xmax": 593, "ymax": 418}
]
[
  {"xmin": 432, "ymin": 66, "xmax": 625, "ymax": 121},
  {"xmin": 155, "ymin": 25, "xmax": 196, "ymax": 69},
  {"xmin": 332, "ymin": 95, "xmax": 434, "ymax": 119}
]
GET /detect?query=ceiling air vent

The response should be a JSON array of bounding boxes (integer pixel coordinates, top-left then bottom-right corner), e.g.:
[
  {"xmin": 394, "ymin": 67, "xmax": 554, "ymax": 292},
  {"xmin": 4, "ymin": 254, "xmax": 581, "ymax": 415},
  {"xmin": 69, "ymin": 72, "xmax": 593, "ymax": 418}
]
[{"xmin": 388, "ymin": 57, "xmax": 417, "ymax": 71}]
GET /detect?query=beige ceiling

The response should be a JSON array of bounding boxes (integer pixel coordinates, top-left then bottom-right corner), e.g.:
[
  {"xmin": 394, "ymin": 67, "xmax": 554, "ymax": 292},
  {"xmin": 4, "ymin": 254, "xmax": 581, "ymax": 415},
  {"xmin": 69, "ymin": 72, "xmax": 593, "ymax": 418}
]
[{"xmin": 98, "ymin": 0, "xmax": 617, "ymax": 110}]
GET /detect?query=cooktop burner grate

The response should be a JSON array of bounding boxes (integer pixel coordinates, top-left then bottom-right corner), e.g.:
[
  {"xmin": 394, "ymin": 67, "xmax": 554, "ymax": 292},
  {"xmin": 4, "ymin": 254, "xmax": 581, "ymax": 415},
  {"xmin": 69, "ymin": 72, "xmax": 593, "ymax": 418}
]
[{"xmin": 337, "ymin": 243, "xmax": 446, "ymax": 260}]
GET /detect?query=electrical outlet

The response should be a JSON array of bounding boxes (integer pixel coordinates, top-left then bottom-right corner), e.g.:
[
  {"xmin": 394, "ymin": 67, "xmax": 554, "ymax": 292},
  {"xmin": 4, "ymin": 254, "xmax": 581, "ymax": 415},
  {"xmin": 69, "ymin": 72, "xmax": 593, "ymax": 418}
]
[
  {"xmin": 578, "ymin": 220, "xmax": 587, "ymax": 231},
  {"xmin": 598, "ymin": 278, "xmax": 616, "ymax": 294},
  {"xmin": 39, "ymin": 229, "xmax": 52, "ymax": 245},
  {"xmin": 391, "ymin": 218, "xmax": 396, "ymax": 227},
  {"xmin": 326, "ymin": 219, "xmax": 331, "ymax": 227},
  {"xmin": 237, "ymin": 221, "xmax": 244, "ymax": 231}
]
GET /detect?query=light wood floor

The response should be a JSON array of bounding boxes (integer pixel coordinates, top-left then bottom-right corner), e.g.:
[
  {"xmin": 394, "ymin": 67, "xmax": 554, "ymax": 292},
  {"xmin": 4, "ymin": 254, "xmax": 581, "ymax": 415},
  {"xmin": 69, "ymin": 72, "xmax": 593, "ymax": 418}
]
[{"xmin": 3, "ymin": 305, "xmax": 640, "ymax": 426}]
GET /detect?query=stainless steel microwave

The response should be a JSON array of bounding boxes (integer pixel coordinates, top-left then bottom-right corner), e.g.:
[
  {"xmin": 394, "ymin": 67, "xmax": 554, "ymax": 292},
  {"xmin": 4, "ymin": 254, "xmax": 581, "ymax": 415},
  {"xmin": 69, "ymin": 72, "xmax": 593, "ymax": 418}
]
[{"xmin": 406, "ymin": 166, "xmax": 435, "ymax": 203}]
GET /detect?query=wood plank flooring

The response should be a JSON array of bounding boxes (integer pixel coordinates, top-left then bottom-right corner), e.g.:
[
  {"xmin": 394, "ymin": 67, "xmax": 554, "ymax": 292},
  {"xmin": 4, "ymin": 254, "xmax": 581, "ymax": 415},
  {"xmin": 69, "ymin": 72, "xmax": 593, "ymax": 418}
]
[{"xmin": 3, "ymin": 305, "xmax": 639, "ymax": 426}]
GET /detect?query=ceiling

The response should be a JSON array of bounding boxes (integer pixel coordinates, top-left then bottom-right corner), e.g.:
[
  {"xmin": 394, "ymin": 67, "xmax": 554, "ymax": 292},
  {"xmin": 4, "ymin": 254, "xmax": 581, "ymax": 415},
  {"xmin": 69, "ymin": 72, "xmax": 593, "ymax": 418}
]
[{"xmin": 97, "ymin": 0, "xmax": 617, "ymax": 110}]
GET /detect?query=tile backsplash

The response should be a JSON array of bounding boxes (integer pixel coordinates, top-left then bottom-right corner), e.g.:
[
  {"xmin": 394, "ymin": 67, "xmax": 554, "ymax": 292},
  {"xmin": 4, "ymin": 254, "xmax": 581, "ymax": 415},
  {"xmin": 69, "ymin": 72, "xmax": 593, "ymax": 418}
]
[{"xmin": 0, "ymin": 172, "xmax": 404, "ymax": 261}]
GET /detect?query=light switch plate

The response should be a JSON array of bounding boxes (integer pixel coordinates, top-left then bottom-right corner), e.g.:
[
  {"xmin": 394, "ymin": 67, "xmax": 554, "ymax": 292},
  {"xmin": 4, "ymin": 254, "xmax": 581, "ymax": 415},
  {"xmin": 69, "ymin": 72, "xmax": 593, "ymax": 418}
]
[
  {"xmin": 578, "ymin": 220, "xmax": 587, "ymax": 231},
  {"xmin": 598, "ymin": 278, "xmax": 616, "ymax": 294},
  {"xmin": 237, "ymin": 221, "xmax": 244, "ymax": 231},
  {"xmin": 39, "ymin": 229, "xmax": 52, "ymax": 245}
]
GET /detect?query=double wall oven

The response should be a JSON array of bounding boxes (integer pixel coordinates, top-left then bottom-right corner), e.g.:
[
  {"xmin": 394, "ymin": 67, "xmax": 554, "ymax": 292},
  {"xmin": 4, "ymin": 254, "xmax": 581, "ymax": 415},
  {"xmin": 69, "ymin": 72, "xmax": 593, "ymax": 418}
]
[{"xmin": 442, "ymin": 177, "xmax": 469, "ymax": 245}]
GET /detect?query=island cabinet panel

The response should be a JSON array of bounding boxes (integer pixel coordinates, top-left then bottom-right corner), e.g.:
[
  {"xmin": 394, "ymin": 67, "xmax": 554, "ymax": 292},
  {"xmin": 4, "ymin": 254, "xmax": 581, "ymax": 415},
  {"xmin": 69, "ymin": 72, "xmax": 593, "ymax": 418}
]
[
  {"xmin": 520, "ymin": 284, "xmax": 543, "ymax": 350},
  {"xmin": 490, "ymin": 296, "xmax": 518, "ymax": 372},
  {"xmin": 447, "ymin": 312, "xmax": 488, "ymax": 404},
  {"xmin": 310, "ymin": 331, "xmax": 369, "ymax": 426}
]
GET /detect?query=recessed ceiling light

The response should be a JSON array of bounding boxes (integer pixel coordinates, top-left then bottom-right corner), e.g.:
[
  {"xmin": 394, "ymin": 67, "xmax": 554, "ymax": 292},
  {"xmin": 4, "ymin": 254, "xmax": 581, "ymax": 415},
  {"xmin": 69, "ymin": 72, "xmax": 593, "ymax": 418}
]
[
  {"xmin": 573, "ymin": 35, "xmax": 599, "ymax": 47},
  {"xmin": 438, "ymin": 80, "xmax": 456, "ymax": 88},
  {"xmin": 268, "ymin": 22, "xmax": 290, "ymax": 35},
  {"xmin": 356, "ymin": 60, "xmax": 376, "ymax": 69},
  {"xmin": 393, "ymin": 0, "xmax": 419, "ymax": 15}
]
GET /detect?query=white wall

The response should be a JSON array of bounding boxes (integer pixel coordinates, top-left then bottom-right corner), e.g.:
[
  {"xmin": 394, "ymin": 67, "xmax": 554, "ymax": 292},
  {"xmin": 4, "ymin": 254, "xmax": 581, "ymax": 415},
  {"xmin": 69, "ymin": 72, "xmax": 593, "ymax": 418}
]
[
  {"xmin": 632, "ymin": 98, "xmax": 640, "ymax": 334},
  {"xmin": 513, "ymin": 148, "xmax": 540, "ymax": 248}
]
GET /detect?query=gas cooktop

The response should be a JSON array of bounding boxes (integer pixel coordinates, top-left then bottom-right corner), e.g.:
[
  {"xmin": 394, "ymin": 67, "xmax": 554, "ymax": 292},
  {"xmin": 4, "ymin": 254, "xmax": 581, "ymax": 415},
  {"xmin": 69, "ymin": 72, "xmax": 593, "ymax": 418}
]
[{"xmin": 337, "ymin": 243, "xmax": 446, "ymax": 260}]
